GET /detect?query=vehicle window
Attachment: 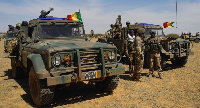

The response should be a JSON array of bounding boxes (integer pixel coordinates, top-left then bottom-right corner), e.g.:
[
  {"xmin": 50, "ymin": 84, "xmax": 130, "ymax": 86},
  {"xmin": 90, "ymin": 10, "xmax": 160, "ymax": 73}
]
[
  {"xmin": 145, "ymin": 29, "xmax": 163, "ymax": 36},
  {"xmin": 7, "ymin": 32, "xmax": 17, "ymax": 38},
  {"xmin": 38, "ymin": 24, "xmax": 83, "ymax": 38}
]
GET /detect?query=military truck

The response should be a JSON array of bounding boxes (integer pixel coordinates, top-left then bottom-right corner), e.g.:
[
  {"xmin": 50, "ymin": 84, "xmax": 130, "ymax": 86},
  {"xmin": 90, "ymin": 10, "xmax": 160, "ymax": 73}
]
[
  {"xmin": 128, "ymin": 23, "xmax": 193, "ymax": 68},
  {"xmin": 8, "ymin": 9, "xmax": 125, "ymax": 106},
  {"xmin": 4, "ymin": 30, "xmax": 18, "ymax": 52},
  {"xmin": 97, "ymin": 16, "xmax": 193, "ymax": 69}
]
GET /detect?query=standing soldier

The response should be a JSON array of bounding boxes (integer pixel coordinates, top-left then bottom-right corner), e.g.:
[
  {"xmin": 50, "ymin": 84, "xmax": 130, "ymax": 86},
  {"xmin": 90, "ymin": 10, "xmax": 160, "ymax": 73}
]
[
  {"xmin": 128, "ymin": 30, "xmax": 135, "ymax": 76},
  {"xmin": 196, "ymin": 32, "xmax": 199, "ymax": 36},
  {"xmin": 147, "ymin": 30, "xmax": 162, "ymax": 79},
  {"xmin": 133, "ymin": 28, "xmax": 145, "ymax": 81},
  {"xmin": 113, "ymin": 15, "xmax": 122, "ymax": 39}
]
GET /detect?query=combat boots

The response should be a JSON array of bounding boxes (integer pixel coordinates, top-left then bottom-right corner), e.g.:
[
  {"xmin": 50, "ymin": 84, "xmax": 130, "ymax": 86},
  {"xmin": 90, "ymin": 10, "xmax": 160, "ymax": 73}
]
[
  {"xmin": 158, "ymin": 69, "xmax": 162, "ymax": 79},
  {"xmin": 147, "ymin": 71, "xmax": 154, "ymax": 77}
]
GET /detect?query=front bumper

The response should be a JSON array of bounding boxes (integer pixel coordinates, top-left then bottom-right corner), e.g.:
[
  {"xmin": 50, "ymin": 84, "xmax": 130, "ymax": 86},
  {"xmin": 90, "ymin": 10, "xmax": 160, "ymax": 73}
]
[{"xmin": 45, "ymin": 63, "xmax": 125, "ymax": 86}]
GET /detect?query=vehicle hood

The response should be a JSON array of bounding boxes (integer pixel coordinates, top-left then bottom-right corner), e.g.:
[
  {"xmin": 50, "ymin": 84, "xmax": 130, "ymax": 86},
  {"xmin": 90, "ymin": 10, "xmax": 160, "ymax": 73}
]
[{"xmin": 27, "ymin": 40, "xmax": 116, "ymax": 53}]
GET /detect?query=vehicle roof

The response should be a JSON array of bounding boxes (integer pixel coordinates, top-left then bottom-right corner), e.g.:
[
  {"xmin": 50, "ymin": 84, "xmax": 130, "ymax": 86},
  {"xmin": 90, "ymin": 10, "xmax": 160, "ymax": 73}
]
[
  {"xmin": 29, "ymin": 17, "xmax": 82, "ymax": 27},
  {"xmin": 129, "ymin": 23, "xmax": 163, "ymax": 29}
]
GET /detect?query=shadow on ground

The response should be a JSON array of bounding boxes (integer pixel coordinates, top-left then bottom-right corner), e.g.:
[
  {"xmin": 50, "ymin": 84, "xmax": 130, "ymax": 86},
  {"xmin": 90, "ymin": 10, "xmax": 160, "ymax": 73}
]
[
  {"xmin": 120, "ymin": 62, "xmax": 184, "ymax": 81},
  {"xmin": 3, "ymin": 69, "xmax": 113, "ymax": 107}
]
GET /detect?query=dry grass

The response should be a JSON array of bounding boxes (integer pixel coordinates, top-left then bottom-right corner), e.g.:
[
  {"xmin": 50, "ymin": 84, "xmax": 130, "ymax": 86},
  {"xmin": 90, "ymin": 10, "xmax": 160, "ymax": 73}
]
[{"xmin": 0, "ymin": 38, "xmax": 199, "ymax": 108}]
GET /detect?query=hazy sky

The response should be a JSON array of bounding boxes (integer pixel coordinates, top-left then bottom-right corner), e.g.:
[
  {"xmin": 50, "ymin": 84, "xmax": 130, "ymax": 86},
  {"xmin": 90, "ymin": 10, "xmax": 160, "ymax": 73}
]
[{"xmin": 0, "ymin": 0, "xmax": 199, "ymax": 35}]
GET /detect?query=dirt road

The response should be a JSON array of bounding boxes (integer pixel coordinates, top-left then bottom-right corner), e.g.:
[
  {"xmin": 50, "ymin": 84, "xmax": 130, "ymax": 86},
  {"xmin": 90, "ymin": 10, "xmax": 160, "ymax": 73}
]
[{"xmin": 0, "ymin": 39, "xmax": 200, "ymax": 108}]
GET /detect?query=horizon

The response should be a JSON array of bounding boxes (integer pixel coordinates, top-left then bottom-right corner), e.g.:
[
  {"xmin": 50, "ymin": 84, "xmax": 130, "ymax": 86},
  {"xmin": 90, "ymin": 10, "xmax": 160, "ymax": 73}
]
[{"xmin": 0, "ymin": 0, "xmax": 199, "ymax": 35}]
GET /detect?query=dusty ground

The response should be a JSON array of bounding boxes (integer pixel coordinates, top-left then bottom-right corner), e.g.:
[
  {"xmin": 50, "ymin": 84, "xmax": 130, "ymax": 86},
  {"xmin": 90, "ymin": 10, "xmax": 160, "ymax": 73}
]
[{"xmin": 0, "ymin": 38, "xmax": 200, "ymax": 108}]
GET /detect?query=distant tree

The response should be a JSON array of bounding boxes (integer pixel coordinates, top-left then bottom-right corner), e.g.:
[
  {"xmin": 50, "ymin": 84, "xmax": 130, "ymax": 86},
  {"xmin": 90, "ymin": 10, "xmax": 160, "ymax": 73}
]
[
  {"xmin": 166, "ymin": 33, "xmax": 180, "ymax": 38},
  {"xmin": 86, "ymin": 33, "xmax": 104, "ymax": 38}
]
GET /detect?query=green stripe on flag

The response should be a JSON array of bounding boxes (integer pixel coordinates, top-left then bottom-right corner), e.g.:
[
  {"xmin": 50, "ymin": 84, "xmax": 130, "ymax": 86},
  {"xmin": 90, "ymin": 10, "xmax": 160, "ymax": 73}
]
[{"xmin": 76, "ymin": 12, "xmax": 83, "ymax": 23}]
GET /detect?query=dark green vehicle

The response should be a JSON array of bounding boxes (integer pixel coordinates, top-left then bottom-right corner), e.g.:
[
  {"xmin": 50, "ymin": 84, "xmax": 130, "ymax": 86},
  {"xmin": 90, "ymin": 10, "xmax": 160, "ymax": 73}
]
[
  {"xmin": 128, "ymin": 23, "xmax": 194, "ymax": 68},
  {"xmin": 9, "ymin": 11, "xmax": 124, "ymax": 106},
  {"xmin": 4, "ymin": 30, "xmax": 18, "ymax": 52},
  {"xmin": 97, "ymin": 17, "xmax": 193, "ymax": 69}
]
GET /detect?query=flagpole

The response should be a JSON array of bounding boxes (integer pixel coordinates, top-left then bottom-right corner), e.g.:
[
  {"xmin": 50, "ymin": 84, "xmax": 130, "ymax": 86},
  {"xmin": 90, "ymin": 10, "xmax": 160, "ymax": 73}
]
[{"xmin": 176, "ymin": 0, "xmax": 177, "ymax": 28}]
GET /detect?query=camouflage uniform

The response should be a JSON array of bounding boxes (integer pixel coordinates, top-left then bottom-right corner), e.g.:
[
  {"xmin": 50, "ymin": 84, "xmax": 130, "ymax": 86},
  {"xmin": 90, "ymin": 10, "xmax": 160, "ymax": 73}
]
[
  {"xmin": 113, "ymin": 15, "xmax": 122, "ymax": 39},
  {"xmin": 196, "ymin": 32, "xmax": 199, "ymax": 36},
  {"xmin": 128, "ymin": 30, "xmax": 135, "ymax": 74},
  {"xmin": 147, "ymin": 30, "xmax": 162, "ymax": 79},
  {"xmin": 133, "ymin": 28, "xmax": 145, "ymax": 80},
  {"xmin": 6, "ymin": 23, "xmax": 21, "ymax": 54}
]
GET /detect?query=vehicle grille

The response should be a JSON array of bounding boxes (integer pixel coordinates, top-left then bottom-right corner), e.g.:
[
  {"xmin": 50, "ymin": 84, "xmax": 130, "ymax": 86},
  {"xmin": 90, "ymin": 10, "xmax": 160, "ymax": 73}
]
[{"xmin": 79, "ymin": 50, "xmax": 99, "ymax": 71}]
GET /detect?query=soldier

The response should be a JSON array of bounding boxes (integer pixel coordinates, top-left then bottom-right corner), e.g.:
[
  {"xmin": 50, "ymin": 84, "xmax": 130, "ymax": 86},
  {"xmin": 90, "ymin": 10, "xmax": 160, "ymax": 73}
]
[
  {"xmin": 113, "ymin": 15, "xmax": 122, "ymax": 39},
  {"xmin": 147, "ymin": 30, "xmax": 162, "ymax": 79},
  {"xmin": 39, "ymin": 8, "xmax": 54, "ymax": 18},
  {"xmin": 133, "ymin": 28, "xmax": 145, "ymax": 81},
  {"xmin": 8, "ymin": 25, "xmax": 14, "ymax": 32},
  {"xmin": 196, "ymin": 32, "xmax": 199, "ymax": 36},
  {"xmin": 6, "ymin": 23, "xmax": 21, "ymax": 54},
  {"xmin": 128, "ymin": 30, "xmax": 136, "ymax": 75},
  {"xmin": 117, "ymin": 15, "xmax": 122, "ymax": 27}
]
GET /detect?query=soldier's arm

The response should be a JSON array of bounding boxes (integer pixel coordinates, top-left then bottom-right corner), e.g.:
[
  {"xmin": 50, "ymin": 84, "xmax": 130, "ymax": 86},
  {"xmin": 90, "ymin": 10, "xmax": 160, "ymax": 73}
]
[{"xmin": 135, "ymin": 37, "xmax": 142, "ymax": 55}]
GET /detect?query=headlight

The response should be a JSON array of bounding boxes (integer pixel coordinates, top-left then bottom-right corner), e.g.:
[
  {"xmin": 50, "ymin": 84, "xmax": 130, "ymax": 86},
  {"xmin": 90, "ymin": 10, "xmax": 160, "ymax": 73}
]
[
  {"xmin": 53, "ymin": 55, "xmax": 61, "ymax": 66},
  {"xmin": 108, "ymin": 51, "xmax": 116, "ymax": 61},
  {"xmin": 104, "ymin": 51, "xmax": 116, "ymax": 62}
]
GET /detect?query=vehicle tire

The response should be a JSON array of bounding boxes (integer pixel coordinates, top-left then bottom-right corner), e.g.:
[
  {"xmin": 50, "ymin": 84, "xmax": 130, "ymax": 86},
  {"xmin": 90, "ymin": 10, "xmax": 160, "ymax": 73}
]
[
  {"xmin": 160, "ymin": 54, "xmax": 167, "ymax": 70},
  {"xmin": 95, "ymin": 75, "xmax": 120, "ymax": 92},
  {"xmin": 11, "ymin": 58, "xmax": 22, "ymax": 79},
  {"xmin": 29, "ymin": 66, "xmax": 54, "ymax": 106},
  {"xmin": 171, "ymin": 56, "xmax": 188, "ymax": 67},
  {"xmin": 194, "ymin": 39, "xmax": 200, "ymax": 43}
]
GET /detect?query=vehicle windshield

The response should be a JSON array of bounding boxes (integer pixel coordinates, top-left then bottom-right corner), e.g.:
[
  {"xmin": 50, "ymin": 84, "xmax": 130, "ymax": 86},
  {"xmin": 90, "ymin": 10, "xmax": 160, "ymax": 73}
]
[
  {"xmin": 7, "ymin": 32, "xmax": 17, "ymax": 38},
  {"xmin": 38, "ymin": 24, "xmax": 84, "ymax": 38},
  {"xmin": 145, "ymin": 28, "xmax": 163, "ymax": 36}
]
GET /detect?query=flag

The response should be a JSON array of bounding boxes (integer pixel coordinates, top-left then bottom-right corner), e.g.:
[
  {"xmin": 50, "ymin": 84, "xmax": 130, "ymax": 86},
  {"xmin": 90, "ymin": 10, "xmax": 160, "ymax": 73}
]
[
  {"xmin": 163, "ymin": 22, "xmax": 174, "ymax": 28},
  {"xmin": 67, "ymin": 12, "xmax": 83, "ymax": 23},
  {"xmin": 67, "ymin": 15, "xmax": 72, "ymax": 20},
  {"xmin": 76, "ymin": 12, "xmax": 82, "ymax": 22},
  {"xmin": 71, "ymin": 12, "xmax": 78, "ymax": 21}
]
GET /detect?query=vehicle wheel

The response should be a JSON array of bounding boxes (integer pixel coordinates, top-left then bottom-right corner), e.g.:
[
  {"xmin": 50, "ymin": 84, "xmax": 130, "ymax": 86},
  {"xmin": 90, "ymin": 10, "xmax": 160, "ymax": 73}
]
[
  {"xmin": 194, "ymin": 39, "xmax": 200, "ymax": 43},
  {"xmin": 160, "ymin": 54, "xmax": 167, "ymax": 70},
  {"xmin": 171, "ymin": 56, "xmax": 188, "ymax": 67},
  {"xmin": 11, "ymin": 58, "xmax": 22, "ymax": 78},
  {"xmin": 29, "ymin": 66, "xmax": 54, "ymax": 106},
  {"xmin": 95, "ymin": 75, "xmax": 120, "ymax": 92}
]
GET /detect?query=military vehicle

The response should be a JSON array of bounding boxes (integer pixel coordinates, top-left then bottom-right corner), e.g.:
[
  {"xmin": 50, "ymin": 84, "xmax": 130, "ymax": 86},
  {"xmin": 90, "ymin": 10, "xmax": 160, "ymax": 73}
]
[
  {"xmin": 128, "ymin": 23, "xmax": 193, "ymax": 68},
  {"xmin": 7, "ymin": 9, "xmax": 125, "ymax": 106},
  {"xmin": 180, "ymin": 32, "xmax": 200, "ymax": 43},
  {"xmin": 4, "ymin": 29, "xmax": 18, "ymax": 52},
  {"xmin": 97, "ymin": 16, "xmax": 193, "ymax": 69}
]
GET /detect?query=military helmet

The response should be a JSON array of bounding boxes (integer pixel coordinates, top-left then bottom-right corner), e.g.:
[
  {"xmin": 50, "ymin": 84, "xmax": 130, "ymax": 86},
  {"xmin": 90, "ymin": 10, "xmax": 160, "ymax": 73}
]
[
  {"xmin": 16, "ymin": 23, "xmax": 21, "ymax": 27},
  {"xmin": 40, "ymin": 10, "xmax": 46, "ymax": 14},
  {"xmin": 126, "ymin": 21, "xmax": 130, "ymax": 26},
  {"xmin": 138, "ymin": 28, "xmax": 145, "ymax": 34},
  {"xmin": 150, "ymin": 30, "xmax": 156, "ymax": 34},
  {"xmin": 16, "ymin": 23, "xmax": 21, "ymax": 30},
  {"xmin": 110, "ymin": 24, "xmax": 114, "ymax": 28}
]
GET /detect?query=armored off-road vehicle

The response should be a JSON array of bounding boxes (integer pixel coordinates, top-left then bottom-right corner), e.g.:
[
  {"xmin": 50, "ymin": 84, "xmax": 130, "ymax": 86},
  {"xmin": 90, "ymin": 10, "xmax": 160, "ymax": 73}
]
[
  {"xmin": 8, "ymin": 10, "xmax": 125, "ymax": 106},
  {"xmin": 4, "ymin": 30, "xmax": 18, "ymax": 52},
  {"xmin": 97, "ymin": 16, "xmax": 193, "ymax": 69},
  {"xmin": 128, "ymin": 23, "xmax": 193, "ymax": 68},
  {"xmin": 181, "ymin": 32, "xmax": 200, "ymax": 43}
]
